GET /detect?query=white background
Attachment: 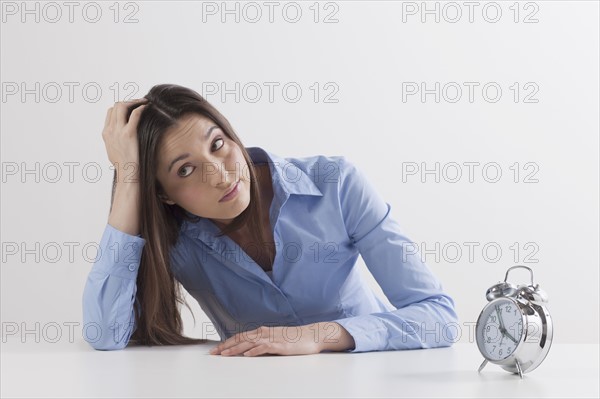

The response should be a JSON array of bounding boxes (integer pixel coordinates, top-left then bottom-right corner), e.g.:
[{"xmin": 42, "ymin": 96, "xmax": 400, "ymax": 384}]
[{"xmin": 1, "ymin": 1, "xmax": 598, "ymax": 346}]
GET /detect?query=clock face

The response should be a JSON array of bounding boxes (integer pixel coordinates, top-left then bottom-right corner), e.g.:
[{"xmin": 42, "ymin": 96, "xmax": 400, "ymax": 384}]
[{"xmin": 476, "ymin": 298, "xmax": 524, "ymax": 361}]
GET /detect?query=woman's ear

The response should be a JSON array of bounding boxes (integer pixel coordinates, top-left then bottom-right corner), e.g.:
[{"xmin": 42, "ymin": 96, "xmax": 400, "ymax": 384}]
[{"xmin": 158, "ymin": 191, "xmax": 176, "ymax": 205}]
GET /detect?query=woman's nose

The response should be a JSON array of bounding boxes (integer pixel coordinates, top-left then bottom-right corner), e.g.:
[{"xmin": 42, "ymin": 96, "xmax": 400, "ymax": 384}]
[{"xmin": 216, "ymin": 164, "xmax": 236, "ymax": 185}]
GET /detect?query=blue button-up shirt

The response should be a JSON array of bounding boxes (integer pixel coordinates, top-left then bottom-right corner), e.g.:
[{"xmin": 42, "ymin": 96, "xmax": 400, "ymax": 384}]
[{"xmin": 82, "ymin": 146, "xmax": 459, "ymax": 352}]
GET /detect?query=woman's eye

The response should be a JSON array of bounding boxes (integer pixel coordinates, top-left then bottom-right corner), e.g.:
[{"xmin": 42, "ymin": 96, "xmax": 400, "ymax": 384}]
[
  {"xmin": 178, "ymin": 165, "xmax": 194, "ymax": 177},
  {"xmin": 212, "ymin": 137, "xmax": 224, "ymax": 151},
  {"xmin": 177, "ymin": 137, "xmax": 225, "ymax": 177}
]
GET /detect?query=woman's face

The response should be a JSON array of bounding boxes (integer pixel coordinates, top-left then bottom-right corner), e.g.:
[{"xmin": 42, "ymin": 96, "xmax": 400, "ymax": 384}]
[{"xmin": 155, "ymin": 113, "xmax": 251, "ymax": 227}]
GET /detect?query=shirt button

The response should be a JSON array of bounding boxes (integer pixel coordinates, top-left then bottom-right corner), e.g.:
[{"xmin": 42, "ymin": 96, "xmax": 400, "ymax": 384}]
[{"xmin": 128, "ymin": 263, "xmax": 137, "ymax": 272}]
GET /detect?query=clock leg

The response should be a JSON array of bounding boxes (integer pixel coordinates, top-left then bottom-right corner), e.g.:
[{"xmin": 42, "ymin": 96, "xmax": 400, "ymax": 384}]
[
  {"xmin": 515, "ymin": 359, "xmax": 523, "ymax": 379},
  {"xmin": 478, "ymin": 359, "xmax": 488, "ymax": 373}
]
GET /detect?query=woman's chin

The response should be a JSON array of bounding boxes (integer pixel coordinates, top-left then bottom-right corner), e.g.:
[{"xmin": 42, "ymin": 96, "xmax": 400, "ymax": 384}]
[{"xmin": 220, "ymin": 187, "xmax": 250, "ymax": 217}]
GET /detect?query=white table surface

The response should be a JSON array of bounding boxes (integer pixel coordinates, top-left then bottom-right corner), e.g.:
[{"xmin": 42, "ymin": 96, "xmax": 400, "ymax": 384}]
[{"xmin": 1, "ymin": 341, "xmax": 598, "ymax": 398}]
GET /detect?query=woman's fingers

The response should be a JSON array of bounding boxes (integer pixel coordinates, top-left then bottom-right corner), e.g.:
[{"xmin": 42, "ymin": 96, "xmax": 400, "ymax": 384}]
[
  {"xmin": 102, "ymin": 97, "xmax": 149, "ymax": 167},
  {"xmin": 127, "ymin": 103, "xmax": 148, "ymax": 129},
  {"xmin": 104, "ymin": 107, "xmax": 112, "ymax": 128},
  {"xmin": 114, "ymin": 98, "xmax": 149, "ymax": 128},
  {"xmin": 114, "ymin": 101, "xmax": 128, "ymax": 128},
  {"xmin": 219, "ymin": 341, "xmax": 257, "ymax": 356},
  {"xmin": 243, "ymin": 344, "xmax": 270, "ymax": 357}
]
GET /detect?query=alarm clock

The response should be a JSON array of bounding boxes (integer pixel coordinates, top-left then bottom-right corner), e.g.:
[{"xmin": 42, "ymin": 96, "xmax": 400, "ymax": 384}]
[{"xmin": 476, "ymin": 265, "xmax": 553, "ymax": 378}]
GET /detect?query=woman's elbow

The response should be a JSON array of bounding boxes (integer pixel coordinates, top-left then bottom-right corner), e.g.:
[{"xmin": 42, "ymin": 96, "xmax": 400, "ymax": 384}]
[
  {"xmin": 82, "ymin": 321, "xmax": 134, "ymax": 351},
  {"xmin": 433, "ymin": 294, "xmax": 460, "ymax": 347},
  {"xmin": 86, "ymin": 337, "xmax": 128, "ymax": 351}
]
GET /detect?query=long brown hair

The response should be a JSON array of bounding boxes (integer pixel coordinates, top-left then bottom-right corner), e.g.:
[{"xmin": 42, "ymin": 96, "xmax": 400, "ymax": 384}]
[{"xmin": 109, "ymin": 84, "xmax": 271, "ymax": 347}]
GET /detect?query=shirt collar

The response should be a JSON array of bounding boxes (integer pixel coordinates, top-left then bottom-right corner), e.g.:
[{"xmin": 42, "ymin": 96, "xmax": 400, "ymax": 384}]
[
  {"xmin": 246, "ymin": 146, "xmax": 323, "ymax": 197},
  {"xmin": 179, "ymin": 146, "xmax": 323, "ymax": 240}
]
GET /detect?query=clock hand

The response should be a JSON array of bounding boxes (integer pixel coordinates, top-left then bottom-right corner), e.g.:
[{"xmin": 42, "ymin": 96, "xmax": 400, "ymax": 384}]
[
  {"xmin": 495, "ymin": 306, "xmax": 506, "ymax": 331},
  {"xmin": 504, "ymin": 330, "xmax": 518, "ymax": 344},
  {"xmin": 494, "ymin": 305, "xmax": 510, "ymax": 347},
  {"xmin": 495, "ymin": 305, "xmax": 519, "ymax": 343}
]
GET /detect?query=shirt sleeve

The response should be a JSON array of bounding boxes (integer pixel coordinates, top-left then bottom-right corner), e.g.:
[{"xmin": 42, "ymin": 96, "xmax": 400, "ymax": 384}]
[
  {"xmin": 331, "ymin": 158, "xmax": 460, "ymax": 353},
  {"xmin": 81, "ymin": 223, "xmax": 145, "ymax": 350}
]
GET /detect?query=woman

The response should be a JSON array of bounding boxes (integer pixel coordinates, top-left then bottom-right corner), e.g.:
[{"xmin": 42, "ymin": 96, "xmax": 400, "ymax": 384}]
[{"xmin": 82, "ymin": 84, "xmax": 459, "ymax": 355}]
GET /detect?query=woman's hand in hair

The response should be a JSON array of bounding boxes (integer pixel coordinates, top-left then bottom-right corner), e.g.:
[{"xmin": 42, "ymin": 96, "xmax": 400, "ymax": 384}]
[
  {"xmin": 209, "ymin": 324, "xmax": 328, "ymax": 357},
  {"xmin": 102, "ymin": 98, "xmax": 148, "ymax": 182}
]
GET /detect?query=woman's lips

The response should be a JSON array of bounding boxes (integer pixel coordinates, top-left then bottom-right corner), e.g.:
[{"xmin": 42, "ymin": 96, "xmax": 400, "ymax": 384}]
[{"xmin": 219, "ymin": 180, "xmax": 240, "ymax": 202}]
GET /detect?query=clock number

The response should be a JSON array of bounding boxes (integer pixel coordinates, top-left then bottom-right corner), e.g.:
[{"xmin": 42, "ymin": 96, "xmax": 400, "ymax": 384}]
[
  {"xmin": 506, "ymin": 305, "xmax": 512, "ymax": 312},
  {"xmin": 499, "ymin": 349, "xmax": 503, "ymax": 356},
  {"xmin": 492, "ymin": 345, "xmax": 496, "ymax": 353},
  {"xmin": 491, "ymin": 316, "xmax": 496, "ymax": 323}
]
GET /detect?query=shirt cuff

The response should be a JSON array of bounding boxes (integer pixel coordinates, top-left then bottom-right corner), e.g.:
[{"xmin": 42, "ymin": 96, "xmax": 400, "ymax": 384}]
[
  {"xmin": 332, "ymin": 314, "xmax": 388, "ymax": 353},
  {"xmin": 92, "ymin": 223, "xmax": 147, "ymax": 279}
]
